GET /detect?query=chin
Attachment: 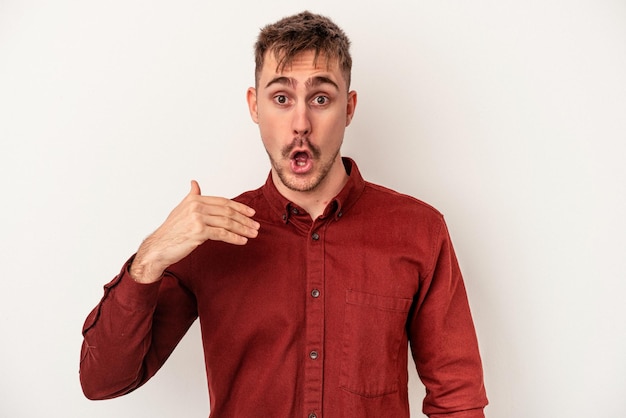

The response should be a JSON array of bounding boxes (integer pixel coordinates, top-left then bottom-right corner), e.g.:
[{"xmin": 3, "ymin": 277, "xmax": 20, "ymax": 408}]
[
  {"xmin": 284, "ymin": 178, "xmax": 320, "ymax": 193},
  {"xmin": 279, "ymin": 172, "xmax": 322, "ymax": 193}
]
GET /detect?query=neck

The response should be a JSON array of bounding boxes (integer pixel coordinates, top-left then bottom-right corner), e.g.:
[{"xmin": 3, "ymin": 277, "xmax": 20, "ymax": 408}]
[{"xmin": 273, "ymin": 156, "xmax": 348, "ymax": 220}]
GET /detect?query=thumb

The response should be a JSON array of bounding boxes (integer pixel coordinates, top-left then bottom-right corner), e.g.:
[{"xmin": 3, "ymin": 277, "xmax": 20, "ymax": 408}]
[{"xmin": 189, "ymin": 180, "xmax": 201, "ymax": 196}]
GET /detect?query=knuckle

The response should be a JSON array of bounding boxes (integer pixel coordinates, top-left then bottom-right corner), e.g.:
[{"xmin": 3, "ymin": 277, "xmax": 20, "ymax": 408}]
[
  {"xmin": 188, "ymin": 200, "xmax": 202, "ymax": 212},
  {"xmin": 215, "ymin": 228, "xmax": 230, "ymax": 240},
  {"xmin": 190, "ymin": 211, "xmax": 203, "ymax": 223},
  {"xmin": 210, "ymin": 196, "xmax": 226, "ymax": 206}
]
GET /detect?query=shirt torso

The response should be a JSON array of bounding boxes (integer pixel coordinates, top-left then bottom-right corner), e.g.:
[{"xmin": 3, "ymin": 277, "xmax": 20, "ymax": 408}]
[{"xmin": 169, "ymin": 159, "xmax": 449, "ymax": 418}]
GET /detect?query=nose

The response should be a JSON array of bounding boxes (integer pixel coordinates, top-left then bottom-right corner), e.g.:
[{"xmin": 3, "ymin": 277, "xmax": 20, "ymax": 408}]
[{"xmin": 292, "ymin": 102, "xmax": 311, "ymax": 137}]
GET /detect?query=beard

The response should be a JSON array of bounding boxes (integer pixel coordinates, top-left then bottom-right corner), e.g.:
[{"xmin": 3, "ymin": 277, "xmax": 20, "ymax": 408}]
[{"xmin": 267, "ymin": 137, "xmax": 341, "ymax": 193}]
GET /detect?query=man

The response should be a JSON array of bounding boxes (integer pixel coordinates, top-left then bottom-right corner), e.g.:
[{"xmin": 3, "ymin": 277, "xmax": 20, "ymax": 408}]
[{"xmin": 80, "ymin": 11, "xmax": 488, "ymax": 417}]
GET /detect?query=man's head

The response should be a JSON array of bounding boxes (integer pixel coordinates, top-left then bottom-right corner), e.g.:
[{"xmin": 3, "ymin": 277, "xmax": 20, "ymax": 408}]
[
  {"xmin": 254, "ymin": 11, "xmax": 352, "ymax": 89},
  {"xmin": 247, "ymin": 11, "xmax": 357, "ymax": 202}
]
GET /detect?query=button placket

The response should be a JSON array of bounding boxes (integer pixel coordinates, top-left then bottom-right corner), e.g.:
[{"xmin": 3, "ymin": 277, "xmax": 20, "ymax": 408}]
[{"xmin": 304, "ymin": 223, "xmax": 325, "ymax": 415}]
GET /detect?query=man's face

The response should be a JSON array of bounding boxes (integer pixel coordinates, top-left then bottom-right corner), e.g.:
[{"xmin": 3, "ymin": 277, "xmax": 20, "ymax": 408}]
[{"xmin": 247, "ymin": 50, "xmax": 357, "ymax": 194}]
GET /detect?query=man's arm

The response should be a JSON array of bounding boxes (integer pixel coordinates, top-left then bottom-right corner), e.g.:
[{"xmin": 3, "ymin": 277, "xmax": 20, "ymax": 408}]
[
  {"xmin": 409, "ymin": 220, "xmax": 488, "ymax": 417},
  {"xmin": 79, "ymin": 262, "xmax": 197, "ymax": 399},
  {"xmin": 79, "ymin": 180, "xmax": 260, "ymax": 399}
]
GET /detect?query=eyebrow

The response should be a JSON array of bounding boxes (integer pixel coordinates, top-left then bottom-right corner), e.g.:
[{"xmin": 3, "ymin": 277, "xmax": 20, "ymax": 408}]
[{"xmin": 265, "ymin": 75, "xmax": 340, "ymax": 91}]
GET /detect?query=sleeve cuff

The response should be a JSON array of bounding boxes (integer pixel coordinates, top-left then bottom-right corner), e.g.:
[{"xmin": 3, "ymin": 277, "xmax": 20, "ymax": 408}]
[{"xmin": 111, "ymin": 258, "xmax": 162, "ymax": 311}]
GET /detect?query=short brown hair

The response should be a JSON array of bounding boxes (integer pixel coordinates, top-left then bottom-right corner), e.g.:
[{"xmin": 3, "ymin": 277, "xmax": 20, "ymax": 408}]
[{"xmin": 254, "ymin": 11, "xmax": 352, "ymax": 89}]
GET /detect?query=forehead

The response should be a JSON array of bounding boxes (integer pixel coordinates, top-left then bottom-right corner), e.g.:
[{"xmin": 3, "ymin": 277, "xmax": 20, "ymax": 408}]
[{"xmin": 259, "ymin": 50, "xmax": 344, "ymax": 86}]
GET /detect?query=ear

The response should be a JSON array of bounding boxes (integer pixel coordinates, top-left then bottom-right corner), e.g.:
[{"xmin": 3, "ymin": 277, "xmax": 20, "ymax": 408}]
[
  {"xmin": 345, "ymin": 90, "xmax": 357, "ymax": 127},
  {"xmin": 246, "ymin": 87, "xmax": 259, "ymax": 124}
]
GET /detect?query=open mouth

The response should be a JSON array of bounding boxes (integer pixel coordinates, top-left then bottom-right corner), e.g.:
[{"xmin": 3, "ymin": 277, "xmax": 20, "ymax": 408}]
[
  {"xmin": 289, "ymin": 150, "xmax": 313, "ymax": 173},
  {"xmin": 293, "ymin": 151, "xmax": 310, "ymax": 167}
]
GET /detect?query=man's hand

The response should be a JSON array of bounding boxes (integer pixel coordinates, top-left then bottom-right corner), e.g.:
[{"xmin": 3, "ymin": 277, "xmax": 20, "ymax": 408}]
[{"xmin": 129, "ymin": 180, "xmax": 260, "ymax": 284}]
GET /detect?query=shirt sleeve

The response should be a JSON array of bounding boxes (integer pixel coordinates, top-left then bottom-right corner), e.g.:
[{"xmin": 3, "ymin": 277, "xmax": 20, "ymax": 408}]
[
  {"xmin": 79, "ymin": 257, "xmax": 198, "ymax": 400},
  {"xmin": 408, "ymin": 219, "xmax": 488, "ymax": 417}
]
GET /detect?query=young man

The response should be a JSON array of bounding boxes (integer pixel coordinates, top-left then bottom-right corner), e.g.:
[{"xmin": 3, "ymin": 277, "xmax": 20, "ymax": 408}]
[{"xmin": 80, "ymin": 11, "xmax": 488, "ymax": 417}]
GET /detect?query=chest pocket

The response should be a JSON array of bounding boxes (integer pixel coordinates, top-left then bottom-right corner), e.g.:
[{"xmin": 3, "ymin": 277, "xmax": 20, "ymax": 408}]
[{"xmin": 339, "ymin": 289, "xmax": 413, "ymax": 397}]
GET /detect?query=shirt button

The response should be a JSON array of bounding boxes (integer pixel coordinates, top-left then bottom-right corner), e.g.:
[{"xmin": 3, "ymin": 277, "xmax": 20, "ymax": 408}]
[
  {"xmin": 311, "ymin": 232, "xmax": 320, "ymax": 241},
  {"xmin": 311, "ymin": 289, "xmax": 320, "ymax": 298},
  {"xmin": 309, "ymin": 351, "xmax": 319, "ymax": 360},
  {"xmin": 291, "ymin": 207, "xmax": 299, "ymax": 214},
  {"xmin": 337, "ymin": 211, "xmax": 343, "ymax": 218},
  {"xmin": 308, "ymin": 413, "xmax": 317, "ymax": 418}
]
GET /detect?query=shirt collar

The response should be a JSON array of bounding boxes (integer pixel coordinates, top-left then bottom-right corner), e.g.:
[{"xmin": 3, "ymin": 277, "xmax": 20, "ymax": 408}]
[{"xmin": 261, "ymin": 157, "xmax": 366, "ymax": 223}]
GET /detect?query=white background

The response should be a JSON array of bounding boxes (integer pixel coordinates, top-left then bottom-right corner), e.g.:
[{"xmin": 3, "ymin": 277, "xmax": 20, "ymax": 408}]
[{"xmin": 1, "ymin": 1, "xmax": 625, "ymax": 417}]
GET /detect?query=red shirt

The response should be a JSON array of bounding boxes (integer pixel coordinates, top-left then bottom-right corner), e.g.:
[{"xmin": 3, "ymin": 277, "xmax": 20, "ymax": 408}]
[{"xmin": 80, "ymin": 158, "xmax": 488, "ymax": 417}]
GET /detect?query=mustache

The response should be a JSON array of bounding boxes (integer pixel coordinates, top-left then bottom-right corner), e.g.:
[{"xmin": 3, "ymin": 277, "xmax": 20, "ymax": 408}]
[{"xmin": 281, "ymin": 137, "xmax": 321, "ymax": 159}]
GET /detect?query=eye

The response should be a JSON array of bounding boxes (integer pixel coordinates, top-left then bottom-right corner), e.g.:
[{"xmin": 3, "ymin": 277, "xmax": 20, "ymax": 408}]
[
  {"xmin": 312, "ymin": 95, "xmax": 329, "ymax": 106},
  {"xmin": 273, "ymin": 95, "xmax": 288, "ymax": 105}
]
